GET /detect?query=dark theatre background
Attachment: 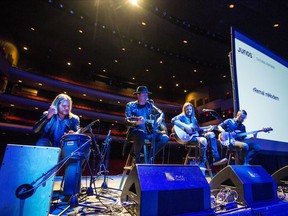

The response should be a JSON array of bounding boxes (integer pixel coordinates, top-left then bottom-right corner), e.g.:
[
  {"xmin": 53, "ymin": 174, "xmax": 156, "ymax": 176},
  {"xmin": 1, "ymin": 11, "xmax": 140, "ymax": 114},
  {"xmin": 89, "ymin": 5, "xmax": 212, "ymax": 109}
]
[{"xmin": 0, "ymin": 0, "xmax": 288, "ymax": 214}]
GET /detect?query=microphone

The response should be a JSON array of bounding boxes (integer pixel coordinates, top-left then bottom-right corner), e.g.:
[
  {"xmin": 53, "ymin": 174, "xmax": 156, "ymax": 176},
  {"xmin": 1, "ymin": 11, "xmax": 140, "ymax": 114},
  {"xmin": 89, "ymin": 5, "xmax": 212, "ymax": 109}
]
[
  {"xmin": 15, "ymin": 184, "xmax": 35, "ymax": 200},
  {"xmin": 202, "ymin": 109, "xmax": 215, "ymax": 112},
  {"xmin": 146, "ymin": 99, "xmax": 154, "ymax": 104},
  {"xmin": 77, "ymin": 119, "xmax": 99, "ymax": 134}
]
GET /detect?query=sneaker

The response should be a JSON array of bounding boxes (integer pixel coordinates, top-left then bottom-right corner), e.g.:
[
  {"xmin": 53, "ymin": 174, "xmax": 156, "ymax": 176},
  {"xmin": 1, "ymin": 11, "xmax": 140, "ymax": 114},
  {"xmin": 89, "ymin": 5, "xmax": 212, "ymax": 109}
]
[{"xmin": 213, "ymin": 158, "xmax": 228, "ymax": 166}]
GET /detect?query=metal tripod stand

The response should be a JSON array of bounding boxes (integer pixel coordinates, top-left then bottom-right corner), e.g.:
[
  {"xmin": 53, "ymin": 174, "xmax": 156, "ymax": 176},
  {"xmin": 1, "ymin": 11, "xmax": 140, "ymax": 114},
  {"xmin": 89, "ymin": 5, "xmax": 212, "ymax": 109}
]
[{"xmin": 96, "ymin": 130, "xmax": 121, "ymax": 194}]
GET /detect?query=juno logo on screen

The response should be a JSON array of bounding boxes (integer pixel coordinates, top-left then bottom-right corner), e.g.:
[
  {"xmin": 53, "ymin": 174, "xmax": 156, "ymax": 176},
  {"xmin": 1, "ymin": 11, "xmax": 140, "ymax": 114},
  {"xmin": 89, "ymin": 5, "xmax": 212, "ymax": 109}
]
[{"xmin": 237, "ymin": 46, "xmax": 253, "ymax": 58}]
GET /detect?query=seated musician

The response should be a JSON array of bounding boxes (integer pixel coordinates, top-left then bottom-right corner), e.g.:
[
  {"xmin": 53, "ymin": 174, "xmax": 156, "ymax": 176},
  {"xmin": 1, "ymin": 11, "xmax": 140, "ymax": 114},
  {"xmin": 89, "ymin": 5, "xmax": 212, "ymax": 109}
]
[
  {"xmin": 218, "ymin": 109, "xmax": 260, "ymax": 165},
  {"xmin": 33, "ymin": 93, "xmax": 80, "ymax": 147},
  {"xmin": 124, "ymin": 86, "xmax": 169, "ymax": 164},
  {"xmin": 171, "ymin": 102, "xmax": 227, "ymax": 169}
]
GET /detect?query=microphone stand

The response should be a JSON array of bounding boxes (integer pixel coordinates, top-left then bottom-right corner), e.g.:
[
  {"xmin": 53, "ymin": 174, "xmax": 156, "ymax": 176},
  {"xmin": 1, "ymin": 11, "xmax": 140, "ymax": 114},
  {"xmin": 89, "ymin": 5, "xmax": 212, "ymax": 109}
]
[
  {"xmin": 150, "ymin": 114, "xmax": 157, "ymax": 164},
  {"xmin": 85, "ymin": 127, "xmax": 116, "ymax": 201},
  {"xmin": 85, "ymin": 126, "xmax": 99, "ymax": 195},
  {"xmin": 207, "ymin": 110, "xmax": 222, "ymax": 120},
  {"xmin": 97, "ymin": 130, "xmax": 121, "ymax": 193}
]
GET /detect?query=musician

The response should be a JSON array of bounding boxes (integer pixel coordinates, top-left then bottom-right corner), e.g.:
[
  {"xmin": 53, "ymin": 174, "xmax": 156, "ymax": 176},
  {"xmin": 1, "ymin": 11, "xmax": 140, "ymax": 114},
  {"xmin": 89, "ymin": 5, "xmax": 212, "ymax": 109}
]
[
  {"xmin": 125, "ymin": 86, "xmax": 169, "ymax": 163},
  {"xmin": 171, "ymin": 102, "xmax": 227, "ymax": 169},
  {"xmin": 218, "ymin": 109, "xmax": 260, "ymax": 165},
  {"xmin": 33, "ymin": 93, "xmax": 80, "ymax": 147}
]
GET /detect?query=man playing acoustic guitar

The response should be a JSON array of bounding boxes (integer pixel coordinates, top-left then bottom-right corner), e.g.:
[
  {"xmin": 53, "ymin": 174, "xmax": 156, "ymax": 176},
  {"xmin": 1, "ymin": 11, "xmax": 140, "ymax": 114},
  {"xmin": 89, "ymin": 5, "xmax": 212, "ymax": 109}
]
[
  {"xmin": 218, "ymin": 109, "xmax": 261, "ymax": 165},
  {"xmin": 171, "ymin": 102, "xmax": 227, "ymax": 169},
  {"xmin": 125, "ymin": 86, "xmax": 169, "ymax": 164}
]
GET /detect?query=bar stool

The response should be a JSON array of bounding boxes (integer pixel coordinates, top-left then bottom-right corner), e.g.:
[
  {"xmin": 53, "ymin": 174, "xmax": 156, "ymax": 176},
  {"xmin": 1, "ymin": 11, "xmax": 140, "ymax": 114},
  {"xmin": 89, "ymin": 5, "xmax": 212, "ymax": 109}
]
[
  {"xmin": 118, "ymin": 140, "xmax": 150, "ymax": 190},
  {"xmin": 184, "ymin": 143, "xmax": 213, "ymax": 178},
  {"xmin": 227, "ymin": 148, "xmax": 240, "ymax": 165}
]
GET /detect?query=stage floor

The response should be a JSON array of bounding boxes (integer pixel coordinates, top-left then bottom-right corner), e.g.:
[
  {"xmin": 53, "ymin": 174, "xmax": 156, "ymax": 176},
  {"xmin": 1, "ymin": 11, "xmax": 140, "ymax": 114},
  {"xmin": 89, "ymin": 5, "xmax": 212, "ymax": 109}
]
[
  {"xmin": 50, "ymin": 174, "xmax": 130, "ymax": 215},
  {"xmin": 49, "ymin": 174, "xmax": 288, "ymax": 216}
]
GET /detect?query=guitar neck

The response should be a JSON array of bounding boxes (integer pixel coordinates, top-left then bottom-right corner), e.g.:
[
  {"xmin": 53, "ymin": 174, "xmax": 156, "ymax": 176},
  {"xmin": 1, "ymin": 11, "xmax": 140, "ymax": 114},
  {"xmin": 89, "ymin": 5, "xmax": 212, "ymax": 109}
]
[{"xmin": 235, "ymin": 129, "xmax": 262, "ymax": 138}]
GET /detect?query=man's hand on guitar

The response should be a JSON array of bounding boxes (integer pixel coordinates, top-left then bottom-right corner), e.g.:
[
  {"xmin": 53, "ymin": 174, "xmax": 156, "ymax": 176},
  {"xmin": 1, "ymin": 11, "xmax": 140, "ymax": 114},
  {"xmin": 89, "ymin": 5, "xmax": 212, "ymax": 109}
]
[
  {"xmin": 206, "ymin": 125, "xmax": 214, "ymax": 132},
  {"xmin": 135, "ymin": 116, "xmax": 145, "ymax": 126}
]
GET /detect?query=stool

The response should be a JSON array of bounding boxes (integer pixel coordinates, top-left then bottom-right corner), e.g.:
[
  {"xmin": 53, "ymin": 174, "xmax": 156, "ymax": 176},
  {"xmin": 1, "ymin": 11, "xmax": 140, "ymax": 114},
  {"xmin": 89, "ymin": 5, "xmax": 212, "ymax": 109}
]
[
  {"xmin": 184, "ymin": 143, "xmax": 213, "ymax": 178},
  {"xmin": 227, "ymin": 149, "xmax": 240, "ymax": 165},
  {"xmin": 118, "ymin": 140, "xmax": 150, "ymax": 190}
]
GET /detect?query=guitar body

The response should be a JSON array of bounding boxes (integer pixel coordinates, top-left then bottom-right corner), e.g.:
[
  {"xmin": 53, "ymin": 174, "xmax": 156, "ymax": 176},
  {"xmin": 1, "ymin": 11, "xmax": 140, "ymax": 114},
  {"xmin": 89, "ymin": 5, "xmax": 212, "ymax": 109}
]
[
  {"xmin": 173, "ymin": 125, "xmax": 198, "ymax": 144},
  {"xmin": 127, "ymin": 115, "xmax": 167, "ymax": 134},
  {"xmin": 218, "ymin": 132, "xmax": 236, "ymax": 146},
  {"xmin": 173, "ymin": 125, "xmax": 217, "ymax": 144}
]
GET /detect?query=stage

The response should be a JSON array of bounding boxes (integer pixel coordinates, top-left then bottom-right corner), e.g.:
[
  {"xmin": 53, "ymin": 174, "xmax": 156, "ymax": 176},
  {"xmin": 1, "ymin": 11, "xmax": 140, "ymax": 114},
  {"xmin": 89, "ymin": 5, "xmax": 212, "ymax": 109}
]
[{"xmin": 48, "ymin": 174, "xmax": 288, "ymax": 216}]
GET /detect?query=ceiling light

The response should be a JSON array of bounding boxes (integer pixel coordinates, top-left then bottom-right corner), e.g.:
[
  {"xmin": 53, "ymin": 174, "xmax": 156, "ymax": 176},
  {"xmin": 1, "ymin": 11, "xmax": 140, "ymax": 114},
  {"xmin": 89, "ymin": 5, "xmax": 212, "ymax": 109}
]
[
  {"xmin": 229, "ymin": 4, "xmax": 235, "ymax": 9},
  {"xmin": 23, "ymin": 46, "xmax": 28, "ymax": 51},
  {"xmin": 83, "ymin": 94, "xmax": 86, "ymax": 97},
  {"xmin": 129, "ymin": 0, "xmax": 139, "ymax": 6},
  {"xmin": 38, "ymin": 83, "xmax": 42, "ymax": 86},
  {"xmin": 146, "ymin": 69, "xmax": 149, "ymax": 72},
  {"xmin": 122, "ymin": 48, "xmax": 126, "ymax": 51},
  {"xmin": 88, "ymin": 62, "xmax": 91, "ymax": 65},
  {"xmin": 79, "ymin": 29, "xmax": 83, "ymax": 34},
  {"xmin": 184, "ymin": 90, "xmax": 187, "ymax": 93},
  {"xmin": 114, "ymin": 59, "xmax": 118, "ymax": 63},
  {"xmin": 273, "ymin": 23, "xmax": 279, "ymax": 28},
  {"xmin": 18, "ymin": 80, "xmax": 22, "ymax": 83},
  {"xmin": 78, "ymin": 47, "xmax": 82, "ymax": 50},
  {"xmin": 183, "ymin": 40, "xmax": 188, "ymax": 44},
  {"xmin": 141, "ymin": 22, "xmax": 146, "ymax": 26},
  {"xmin": 67, "ymin": 62, "xmax": 71, "ymax": 66},
  {"xmin": 30, "ymin": 27, "xmax": 35, "ymax": 31},
  {"xmin": 160, "ymin": 60, "xmax": 163, "ymax": 64},
  {"xmin": 159, "ymin": 86, "xmax": 162, "ymax": 89},
  {"xmin": 176, "ymin": 83, "xmax": 179, "ymax": 87}
]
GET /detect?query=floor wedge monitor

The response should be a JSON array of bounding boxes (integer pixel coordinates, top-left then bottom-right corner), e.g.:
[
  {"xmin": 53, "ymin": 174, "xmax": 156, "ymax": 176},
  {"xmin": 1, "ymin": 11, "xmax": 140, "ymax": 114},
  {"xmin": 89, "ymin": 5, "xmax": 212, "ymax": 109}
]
[
  {"xmin": 121, "ymin": 164, "xmax": 212, "ymax": 216},
  {"xmin": 209, "ymin": 165, "xmax": 277, "ymax": 205},
  {"xmin": 271, "ymin": 165, "xmax": 288, "ymax": 187},
  {"xmin": 0, "ymin": 144, "xmax": 60, "ymax": 216}
]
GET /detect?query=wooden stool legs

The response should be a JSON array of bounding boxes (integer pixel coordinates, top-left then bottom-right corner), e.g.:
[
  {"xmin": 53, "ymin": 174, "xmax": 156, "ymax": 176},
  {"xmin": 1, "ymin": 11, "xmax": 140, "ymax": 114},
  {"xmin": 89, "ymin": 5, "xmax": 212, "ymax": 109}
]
[{"xmin": 184, "ymin": 145, "xmax": 213, "ymax": 178}]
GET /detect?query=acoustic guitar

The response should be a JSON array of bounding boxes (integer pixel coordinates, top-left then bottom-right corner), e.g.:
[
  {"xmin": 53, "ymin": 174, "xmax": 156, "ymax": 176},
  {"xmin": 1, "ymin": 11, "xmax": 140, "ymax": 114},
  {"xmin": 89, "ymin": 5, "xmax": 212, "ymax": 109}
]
[
  {"xmin": 127, "ymin": 115, "xmax": 166, "ymax": 134},
  {"xmin": 173, "ymin": 124, "xmax": 217, "ymax": 144}
]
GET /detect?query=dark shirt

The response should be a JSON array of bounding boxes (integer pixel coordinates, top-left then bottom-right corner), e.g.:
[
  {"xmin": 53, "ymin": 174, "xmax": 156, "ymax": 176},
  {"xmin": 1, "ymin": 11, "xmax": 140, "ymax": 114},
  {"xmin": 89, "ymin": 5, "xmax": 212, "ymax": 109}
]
[
  {"xmin": 125, "ymin": 100, "xmax": 164, "ymax": 134},
  {"xmin": 33, "ymin": 112, "xmax": 80, "ymax": 147},
  {"xmin": 218, "ymin": 118, "xmax": 246, "ymax": 140}
]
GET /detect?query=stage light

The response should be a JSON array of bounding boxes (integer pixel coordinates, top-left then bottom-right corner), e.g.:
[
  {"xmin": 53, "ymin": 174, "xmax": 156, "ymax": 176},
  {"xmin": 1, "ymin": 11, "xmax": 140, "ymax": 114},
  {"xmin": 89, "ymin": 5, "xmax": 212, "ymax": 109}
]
[{"xmin": 129, "ymin": 0, "xmax": 139, "ymax": 6}]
